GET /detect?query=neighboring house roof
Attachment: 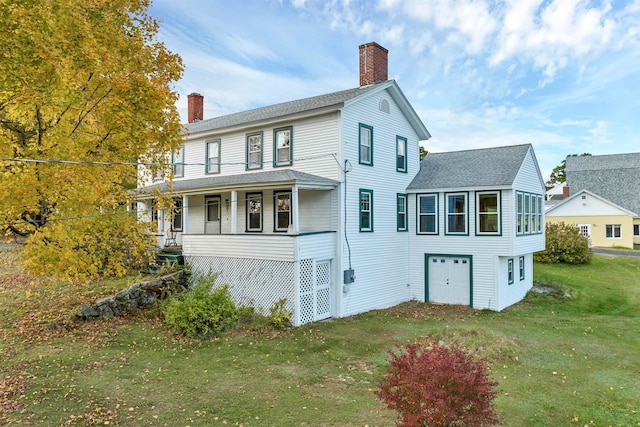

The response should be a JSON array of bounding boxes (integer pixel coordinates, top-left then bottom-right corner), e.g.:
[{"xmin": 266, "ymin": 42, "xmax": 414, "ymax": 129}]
[
  {"xmin": 546, "ymin": 182, "xmax": 567, "ymax": 196},
  {"xmin": 407, "ymin": 144, "xmax": 534, "ymax": 190},
  {"xmin": 139, "ymin": 169, "xmax": 340, "ymax": 196},
  {"xmin": 184, "ymin": 80, "xmax": 431, "ymax": 140},
  {"xmin": 546, "ymin": 189, "xmax": 637, "ymax": 217},
  {"xmin": 566, "ymin": 152, "xmax": 640, "ymax": 217}
]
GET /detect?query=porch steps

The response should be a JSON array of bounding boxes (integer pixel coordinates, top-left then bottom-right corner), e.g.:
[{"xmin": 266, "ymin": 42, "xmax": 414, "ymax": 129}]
[{"xmin": 146, "ymin": 247, "xmax": 184, "ymax": 274}]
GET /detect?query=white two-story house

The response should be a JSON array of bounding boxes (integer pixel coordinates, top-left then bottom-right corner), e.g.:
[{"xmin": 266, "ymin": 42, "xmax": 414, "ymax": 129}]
[{"xmin": 137, "ymin": 42, "xmax": 545, "ymax": 325}]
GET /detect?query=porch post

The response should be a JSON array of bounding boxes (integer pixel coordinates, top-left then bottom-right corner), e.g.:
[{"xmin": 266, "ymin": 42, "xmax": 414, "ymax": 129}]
[
  {"xmin": 292, "ymin": 185, "xmax": 299, "ymax": 234},
  {"xmin": 183, "ymin": 196, "xmax": 189, "ymax": 234},
  {"xmin": 231, "ymin": 190, "xmax": 238, "ymax": 234}
]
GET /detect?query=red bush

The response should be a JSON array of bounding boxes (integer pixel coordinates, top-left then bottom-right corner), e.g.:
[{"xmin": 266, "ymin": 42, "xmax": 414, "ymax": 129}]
[{"xmin": 376, "ymin": 342, "xmax": 500, "ymax": 427}]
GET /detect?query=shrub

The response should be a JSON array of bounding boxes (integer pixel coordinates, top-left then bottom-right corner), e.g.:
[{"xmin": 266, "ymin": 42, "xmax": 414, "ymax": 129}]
[
  {"xmin": 535, "ymin": 222, "xmax": 592, "ymax": 264},
  {"xmin": 376, "ymin": 342, "xmax": 500, "ymax": 427},
  {"xmin": 164, "ymin": 275, "xmax": 239, "ymax": 337},
  {"xmin": 268, "ymin": 298, "xmax": 292, "ymax": 329}
]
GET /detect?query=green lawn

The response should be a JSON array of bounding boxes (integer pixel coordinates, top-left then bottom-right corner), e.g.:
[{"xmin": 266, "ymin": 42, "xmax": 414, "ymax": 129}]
[{"xmin": 1, "ymin": 248, "xmax": 639, "ymax": 426}]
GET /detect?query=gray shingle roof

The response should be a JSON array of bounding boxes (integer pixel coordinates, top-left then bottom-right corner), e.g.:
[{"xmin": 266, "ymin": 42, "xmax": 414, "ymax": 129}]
[
  {"xmin": 185, "ymin": 83, "xmax": 386, "ymax": 134},
  {"xmin": 407, "ymin": 144, "xmax": 532, "ymax": 190},
  {"xmin": 139, "ymin": 169, "xmax": 339, "ymax": 195},
  {"xmin": 566, "ymin": 152, "xmax": 640, "ymax": 216}
]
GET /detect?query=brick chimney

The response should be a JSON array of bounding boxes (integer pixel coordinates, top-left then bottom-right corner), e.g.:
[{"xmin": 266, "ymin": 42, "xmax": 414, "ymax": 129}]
[
  {"xmin": 562, "ymin": 185, "xmax": 570, "ymax": 199},
  {"xmin": 359, "ymin": 42, "xmax": 388, "ymax": 86},
  {"xmin": 187, "ymin": 93, "xmax": 204, "ymax": 123}
]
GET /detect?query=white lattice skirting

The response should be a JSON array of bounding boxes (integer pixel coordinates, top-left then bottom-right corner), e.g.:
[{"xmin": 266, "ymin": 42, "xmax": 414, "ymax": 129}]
[{"xmin": 186, "ymin": 255, "xmax": 297, "ymax": 321}]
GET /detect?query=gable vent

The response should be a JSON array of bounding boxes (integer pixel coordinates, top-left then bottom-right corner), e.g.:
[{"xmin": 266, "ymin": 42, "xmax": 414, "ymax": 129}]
[{"xmin": 379, "ymin": 99, "xmax": 390, "ymax": 113}]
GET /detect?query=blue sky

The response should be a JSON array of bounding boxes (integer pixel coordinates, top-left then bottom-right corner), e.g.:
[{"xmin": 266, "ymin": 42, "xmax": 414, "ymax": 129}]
[{"xmin": 149, "ymin": 0, "xmax": 640, "ymax": 181}]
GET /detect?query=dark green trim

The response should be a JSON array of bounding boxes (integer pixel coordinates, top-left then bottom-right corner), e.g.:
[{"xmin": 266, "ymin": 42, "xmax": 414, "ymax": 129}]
[
  {"xmin": 424, "ymin": 253, "xmax": 473, "ymax": 308},
  {"xmin": 475, "ymin": 190, "xmax": 502, "ymax": 236},
  {"xmin": 205, "ymin": 139, "xmax": 221, "ymax": 175},
  {"xmin": 516, "ymin": 190, "xmax": 544, "ymax": 236},
  {"xmin": 508, "ymin": 258, "xmax": 514, "ymax": 285},
  {"xmin": 396, "ymin": 135, "xmax": 407, "ymax": 173},
  {"xmin": 358, "ymin": 123, "xmax": 373, "ymax": 166},
  {"xmin": 273, "ymin": 126, "xmax": 293, "ymax": 167},
  {"xmin": 519, "ymin": 256, "xmax": 525, "ymax": 281},
  {"xmin": 416, "ymin": 193, "xmax": 439, "ymax": 235},
  {"xmin": 444, "ymin": 191, "xmax": 469, "ymax": 236},
  {"xmin": 245, "ymin": 131, "xmax": 263, "ymax": 170},
  {"xmin": 273, "ymin": 190, "xmax": 292, "ymax": 232},
  {"xmin": 245, "ymin": 192, "xmax": 263, "ymax": 232},
  {"xmin": 359, "ymin": 188, "xmax": 374, "ymax": 232},
  {"xmin": 397, "ymin": 193, "xmax": 408, "ymax": 232}
]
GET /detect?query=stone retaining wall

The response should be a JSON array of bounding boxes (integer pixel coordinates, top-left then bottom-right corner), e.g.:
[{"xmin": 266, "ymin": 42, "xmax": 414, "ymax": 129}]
[{"xmin": 77, "ymin": 270, "xmax": 188, "ymax": 319}]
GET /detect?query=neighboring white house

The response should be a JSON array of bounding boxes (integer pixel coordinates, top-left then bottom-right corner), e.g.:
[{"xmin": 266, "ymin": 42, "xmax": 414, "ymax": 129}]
[
  {"xmin": 137, "ymin": 42, "xmax": 546, "ymax": 325},
  {"xmin": 406, "ymin": 144, "xmax": 546, "ymax": 311}
]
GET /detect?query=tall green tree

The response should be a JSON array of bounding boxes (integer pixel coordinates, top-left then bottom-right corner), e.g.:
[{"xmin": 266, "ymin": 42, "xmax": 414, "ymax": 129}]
[
  {"xmin": 547, "ymin": 153, "xmax": 592, "ymax": 187},
  {"xmin": 0, "ymin": 0, "xmax": 183, "ymax": 280}
]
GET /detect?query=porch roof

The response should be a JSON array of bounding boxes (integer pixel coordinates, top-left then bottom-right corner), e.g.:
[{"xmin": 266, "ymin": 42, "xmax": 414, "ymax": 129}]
[{"xmin": 139, "ymin": 169, "xmax": 340, "ymax": 196}]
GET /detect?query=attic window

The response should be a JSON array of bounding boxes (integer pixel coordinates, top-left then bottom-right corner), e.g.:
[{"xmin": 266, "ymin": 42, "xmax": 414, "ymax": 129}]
[
  {"xmin": 582, "ymin": 195, "xmax": 587, "ymax": 200},
  {"xmin": 379, "ymin": 99, "xmax": 390, "ymax": 113}
]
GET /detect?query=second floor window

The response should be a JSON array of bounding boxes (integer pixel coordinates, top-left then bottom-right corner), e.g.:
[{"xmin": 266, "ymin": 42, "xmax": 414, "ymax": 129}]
[
  {"xmin": 476, "ymin": 191, "xmax": 500, "ymax": 235},
  {"xmin": 274, "ymin": 127, "xmax": 292, "ymax": 167},
  {"xmin": 396, "ymin": 136, "xmax": 407, "ymax": 172},
  {"xmin": 206, "ymin": 139, "xmax": 220, "ymax": 174},
  {"xmin": 446, "ymin": 193, "xmax": 467, "ymax": 234},
  {"xmin": 359, "ymin": 189, "xmax": 373, "ymax": 232},
  {"xmin": 246, "ymin": 132, "xmax": 263, "ymax": 170},
  {"xmin": 418, "ymin": 194, "xmax": 437, "ymax": 234},
  {"xmin": 359, "ymin": 124, "xmax": 373, "ymax": 165},
  {"xmin": 172, "ymin": 145, "xmax": 184, "ymax": 178}
]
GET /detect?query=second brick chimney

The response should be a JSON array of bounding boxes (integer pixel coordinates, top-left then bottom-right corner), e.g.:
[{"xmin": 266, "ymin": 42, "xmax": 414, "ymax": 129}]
[
  {"xmin": 359, "ymin": 42, "xmax": 388, "ymax": 87},
  {"xmin": 187, "ymin": 93, "xmax": 204, "ymax": 123}
]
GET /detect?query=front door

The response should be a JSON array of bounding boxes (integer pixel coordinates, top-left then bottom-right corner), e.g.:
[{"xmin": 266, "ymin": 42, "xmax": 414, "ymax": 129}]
[
  {"xmin": 426, "ymin": 255, "xmax": 471, "ymax": 306},
  {"xmin": 578, "ymin": 224, "xmax": 592, "ymax": 247},
  {"xmin": 205, "ymin": 197, "xmax": 221, "ymax": 234}
]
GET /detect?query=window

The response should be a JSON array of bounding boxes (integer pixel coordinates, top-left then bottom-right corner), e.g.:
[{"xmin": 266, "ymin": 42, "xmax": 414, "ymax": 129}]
[
  {"xmin": 246, "ymin": 193, "xmax": 262, "ymax": 231},
  {"xmin": 634, "ymin": 224, "xmax": 640, "ymax": 237},
  {"xmin": 519, "ymin": 256, "xmax": 525, "ymax": 281},
  {"xmin": 537, "ymin": 195, "xmax": 543, "ymax": 233},
  {"xmin": 359, "ymin": 189, "xmax": 373, "ymax": 232},
  {"xmin": 206, "ymin": 198, "xmax": 220, "ymax": 222},
  {"xmin": 417, "ymin": 194, "xmax": 438, "ymax": 234},
  {"xmin": 397, "ymin": 194, "xmax": 407, "ymax": 231},
  {"xmin": 172, "ymin": 198, "xmax": 183, "ymax": 231},
  {"xmin": 606, "ymin": 224, "xmax": 621, "ymax": 239},
  {"xmin": 152, "ymin": 205, "xmax": 164, "ymax": 232},
  {"xmin": 359, "ymin": 123, "xmax": 373, "ymax": 165},
  {"xmin": 274, "ymin": 192, "xmax": 292, "ymax": 232},
  {"xmin": 172, "ymin": 145, "xmax": 184, "ymax": 177},
  {"xmin": 524, "ymin": 194, "xmax": 530, "ymax": 233},
  {"xmin": 476, "ymin": 191, "xmax": 500, "ymax": 235},
  {"xmin": 274, "ymin": 127, "xmax": 292, "ymax": 167},
  {"xmin": 396, "ymin": 136, "xmax": 407, "ymax": 172},
  {"xmin": 516, "ymin": 191, "xmax": 543, "ymax": 236},
  {"xmin": 508, "ymin": 259, "xmax": 514, "ymax": 285},
  {"xmin": 516, "ymin": 193, "xmax": 523, "ymax": 235},
  {"xmin": 446, "ymin": 193, "xmax": 467, "ymax": 234},
  {"xmin": 246, "ymin": 132, "xmax": 263, "ymax": 170},
  {"xmin": 206, "ymin": 139, "xmax": 220, "ymax": 174}
]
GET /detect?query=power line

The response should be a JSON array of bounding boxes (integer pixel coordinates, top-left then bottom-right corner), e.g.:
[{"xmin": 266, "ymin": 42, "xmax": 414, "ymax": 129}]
[{"xmin": 0, "ymin": 153, "xmax": 337, "ymax": 167}]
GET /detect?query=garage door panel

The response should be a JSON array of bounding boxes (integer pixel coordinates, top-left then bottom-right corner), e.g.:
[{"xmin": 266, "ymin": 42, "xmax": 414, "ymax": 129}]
[{"xmin": 426, "ymin": 255, "xmax": 470, "ymax": 306}]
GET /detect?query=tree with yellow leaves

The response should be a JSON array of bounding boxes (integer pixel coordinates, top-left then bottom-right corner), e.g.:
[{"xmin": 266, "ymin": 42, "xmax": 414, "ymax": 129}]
[{"xmin": 0, "ymin": 0, "xmax": 183, "ymax": 281}]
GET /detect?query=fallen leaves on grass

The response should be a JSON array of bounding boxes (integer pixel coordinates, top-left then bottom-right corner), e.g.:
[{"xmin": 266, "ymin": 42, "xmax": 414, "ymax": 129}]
[{"xmin": 0, "ymin": 376, "xmax": 28, "ymax": 424}]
